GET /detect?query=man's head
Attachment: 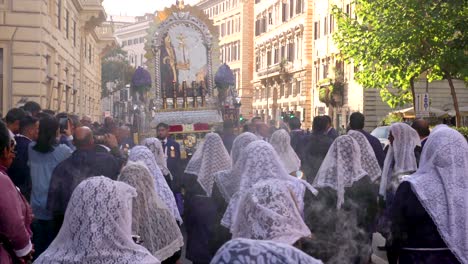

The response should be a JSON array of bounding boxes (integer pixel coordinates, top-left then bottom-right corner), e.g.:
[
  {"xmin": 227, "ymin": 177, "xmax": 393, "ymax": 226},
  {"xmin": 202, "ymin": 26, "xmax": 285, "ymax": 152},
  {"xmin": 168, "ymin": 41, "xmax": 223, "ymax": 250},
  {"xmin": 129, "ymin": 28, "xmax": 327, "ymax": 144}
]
[
  {"xmin": 156, "ymin": 123, "xmax": 170, "ymax": 140},
  {"xmin": 20, "ymin": 116, "xmax": 39, "ymax": 141},
  {"xmin": 411, "ymin": 119, "xmax": 430, "ymax": 139},
  {"xmin": 23, "ymin": 101, "xmax": 42, "ymax": 117},
  {"xmin": 116, "ymin": 125, "xmax": 131, "ymax": 144},
  {"xmin": 5, "ymin": 108, "xmax": 27, "ymax": 134},
  {"xmin": 73, "ymin": 126, "xmax": 94, "ymax": 150},
  {"xmin": 0, "ymin": 120, "xmax": 15, "ymax": 168},
  {"xmin": 349, "ymin": 112, "xmax": 365, "ymax": 130},
  {"xmin": 256, "ymin": 123, "xmax": 270, "ymax": 138},
  {"xmin": 289, "ymin": 117, "xmax": 301, "ymax": 130},
  {"xmin": 81, "ymin": 115, "xmax": 92, "ymax": 127},
  {"xmin": 313, "ymin": 116, "xmax": 328, "ymax": 134}
]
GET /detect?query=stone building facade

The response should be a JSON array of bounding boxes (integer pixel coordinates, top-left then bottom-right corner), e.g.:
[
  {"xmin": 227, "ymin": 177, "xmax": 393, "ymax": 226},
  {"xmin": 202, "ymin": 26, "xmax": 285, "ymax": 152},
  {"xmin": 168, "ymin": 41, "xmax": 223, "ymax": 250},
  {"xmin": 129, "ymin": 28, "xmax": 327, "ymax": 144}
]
[
  {"xmin": 196, "ymin": 0, "xmax": 254, "ymax": 117},
  {"xmin": 251, "ymin": 0, "xmax": 313, "ymax": 127},
  {"xmin": 0, "ymin": 0, "xmax": 114, "ymax": 120},
  {"xmin": 115, "ymin": 14, "xmax": 153, "ymax": 68}
]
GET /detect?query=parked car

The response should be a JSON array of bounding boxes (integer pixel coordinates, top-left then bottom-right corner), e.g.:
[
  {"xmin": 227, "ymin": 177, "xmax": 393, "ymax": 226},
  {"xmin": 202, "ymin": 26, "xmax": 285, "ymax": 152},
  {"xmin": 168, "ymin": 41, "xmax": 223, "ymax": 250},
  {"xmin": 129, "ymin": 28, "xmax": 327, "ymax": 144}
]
[{"xmin": 371, "ymin": 126, "xmax": 390, "ymax": 149}]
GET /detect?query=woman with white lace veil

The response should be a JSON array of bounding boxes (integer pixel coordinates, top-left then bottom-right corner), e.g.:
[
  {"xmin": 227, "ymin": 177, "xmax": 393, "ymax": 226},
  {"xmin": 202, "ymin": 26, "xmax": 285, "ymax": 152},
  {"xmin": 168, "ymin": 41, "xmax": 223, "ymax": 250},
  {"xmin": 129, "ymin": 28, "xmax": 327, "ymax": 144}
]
[
  {"xmin": 211, "ymin": 238, "xmax": 323, "ymax": 264},
  {"xmin": 119, "ymin": 162, "xmax": 184, "ymax": 263},
  {"xmin": 304, "ymin": 135, "xmax": 379, "ymax": 263},
  {"xmin": 128, "ymin": 146, "xmax": 182, "ymax": 224},
  {"xmin": 390, "ymin": 126, "xmax": 468, "ymax": 264},
  {"xmin": 379, "ymin": 122, "xmax": 421, "ymax": 198},
  {"xmin": 229, "ymin": 179, "xmax": 312, "ymax": 244},
  {"xmin": 270, "ymin": 129, "xmax": 301, "ymax": 175},
  {"xmin": 214, "ymin": 132, "xmax": 258, "ymax": 203},
  {"xmin": 141, "ymin": 137, "xmax": 171, "ymax": 178},
  {"xmin": 348, "ymin": 130, "xmax": 382, "ymax": 181},
  {"xmin": 182, "ymin": 133, "xmax": 232, "ymax": 264},
  {"xmin": 222, "ymin": 141, "xmax": 317, "ymax": 230},
  {"xmin": 34, "ymin": 176, "xmax": 160, "ymax": 264}
]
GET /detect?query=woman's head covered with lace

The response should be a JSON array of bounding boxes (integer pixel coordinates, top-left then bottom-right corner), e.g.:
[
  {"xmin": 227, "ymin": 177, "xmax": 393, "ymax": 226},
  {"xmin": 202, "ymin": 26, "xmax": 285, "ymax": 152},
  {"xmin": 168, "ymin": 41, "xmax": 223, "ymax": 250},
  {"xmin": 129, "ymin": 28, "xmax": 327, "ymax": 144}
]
[
  {"xmin": 379, "ymin": 122, "xmax": 421, "ymax": 197},
  {"xmin": 141, "ymin": 137, "xmax": 170, "ymax": 176},
  {"xmin": 215, "ymin": 132, "xmax": 258, "ymax": 202},
  {"xmin": 211, "ymin": 238, "xmax": 323, "ymax": 264},
  {"xmin": 230, "ymin": 179, "xmax": 312, "ymax": 244},
  {"xmin": 406, "ymin": 126, "xmax": 468, "ymax": 264},
  {"xmin": 128, "ymin": 145, "xmax": 182, "ymax": 223},
  {"xmin": 270, "ymin": 129, "xmax": 301, "ymax": 174},
  {"xmin": 184, "ymin": 132, "xmax": 232, "ymax": 196},
  {"xmin": 314, "ymin": 135, "xmax": 368, "ymax": 209},
  {"xmin": 34, "ymin": 176, "xmax": 160, "ymax": 264},
  {"xmin": 119, "ymin": 162, "xmax": 184, "ymax": 261},
  {"xmin": 347, "ymin": 130, "xmax": 382, "ymax": 181},
  {"xmin": 221, "ymin": 141, "xmax": 316, "ymax": 229}
]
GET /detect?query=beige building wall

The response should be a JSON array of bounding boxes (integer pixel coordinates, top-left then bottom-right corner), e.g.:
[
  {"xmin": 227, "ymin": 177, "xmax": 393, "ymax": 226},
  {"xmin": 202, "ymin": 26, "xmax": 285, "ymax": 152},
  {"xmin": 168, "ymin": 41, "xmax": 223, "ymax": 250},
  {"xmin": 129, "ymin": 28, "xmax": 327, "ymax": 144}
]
[
  {"xmin": 197, "ymin": 0, "xmax": 254, "ymax": 118},
  {"xmin": 251, "ymin": 0, "xmax": 312, "ymax": 127},
  {"xmin": 0, "ymin": 0, "xmax": 114, "ymax": 120}
]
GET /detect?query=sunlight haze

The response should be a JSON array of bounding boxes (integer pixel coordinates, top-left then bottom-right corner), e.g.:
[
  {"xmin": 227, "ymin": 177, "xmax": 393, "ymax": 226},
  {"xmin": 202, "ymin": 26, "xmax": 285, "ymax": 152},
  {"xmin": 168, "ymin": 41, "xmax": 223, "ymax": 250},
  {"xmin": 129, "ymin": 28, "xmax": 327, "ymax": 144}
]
[{"xmin": 103, "ymin": 0, "xmax": 200, "ymax": 16}]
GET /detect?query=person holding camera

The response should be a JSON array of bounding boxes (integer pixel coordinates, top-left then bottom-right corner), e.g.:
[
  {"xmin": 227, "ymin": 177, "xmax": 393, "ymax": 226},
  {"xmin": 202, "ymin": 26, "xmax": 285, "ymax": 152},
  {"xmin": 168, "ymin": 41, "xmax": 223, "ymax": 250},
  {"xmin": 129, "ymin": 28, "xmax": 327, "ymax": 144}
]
[{"xmin": 46, "ymin": 127, "xmax": 121, "ymax": 240}]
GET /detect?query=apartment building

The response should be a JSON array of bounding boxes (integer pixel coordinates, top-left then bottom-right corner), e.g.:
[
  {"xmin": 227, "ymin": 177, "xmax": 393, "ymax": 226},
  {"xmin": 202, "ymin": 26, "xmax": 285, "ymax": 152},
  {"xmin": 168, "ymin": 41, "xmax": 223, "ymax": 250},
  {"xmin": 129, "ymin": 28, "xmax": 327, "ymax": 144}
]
[
  {"xmin": 197, "ymin": 0, "xmax": 254, "ymax": 117},
  {"xmin": 251, "ymin": 0, "xmax": 313, "ymax": 126},
  {"xmin": 0, "ymin": 0, "xmax": 114, "ymax": 120}
]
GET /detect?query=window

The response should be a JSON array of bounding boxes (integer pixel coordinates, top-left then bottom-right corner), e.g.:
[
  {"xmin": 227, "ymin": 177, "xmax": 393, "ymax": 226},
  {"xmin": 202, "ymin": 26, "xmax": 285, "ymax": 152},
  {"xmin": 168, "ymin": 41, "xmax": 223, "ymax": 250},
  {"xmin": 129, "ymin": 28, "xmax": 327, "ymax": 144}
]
[
  {"xmin": 323, "ymin": 63, "xmax": 328, "ymax": 79},
  {"xmin": 287, "ymin": 42, "xmax": 295, "ymax": 62},
  {"xmin": 268, "ymin": 12, "xmax": 273, "ymax": 25},
  {"xmin": 324, "ymin": 17, "xmax": 328, "ymax": 35},
  {"xmin": 330, "ymin": 14, "xmax": 334, "ymax": 33},
  {"xmin": 314, "ymin": 21, "xmax": 319, "ymax": 39},
  {"xmin": 296, "ymin": 0, "xmax": 303, "ymax": 14},
  {"xmin": 221, "ymin": 23, "xmax": 226, "ymax": 37},
  {"xmin": 255, "ymin": 20, "xmax": 260, "ymax": 36},
  {"xmin": 255, "ymin": 55, "xmax": 260, "ymax": 71},
  {"xmin": 227, "ymin": 20, "xmax": 231, "ymax": 35},
  {"xmin": 315, "ymin": 65, "xmax": 320, "ymax": 82},
  {"xmin": 122, "ymin": 40, "xmax": 127, "ymax": 47},
  {"xmin": 289, "ymin": 0, "xmax": 294, "ymax": 18},
  {"xmin": 296, "ymin": 80, "xmax": 301, "ymax": 95},
  {"xmin": 274, "ymin": 47, "xmax": 279, "ymax": 64},
  {"xmin": 282, "ymin": 3, "xmax": 287, "ymax": 22},
  {"xmin": 134, "ymin": 38, "xmax": 139, "ymax": 44},
  {"xmin": 65, "ymin": 10, "xmax": 69, "ymax": 39},
  {"xmin": 139, "ymin": 37, "xmax": 145, "ymax": 43},
  {"xmin": 88, "ymin": 44, "xmax": 92, "ymax": 64},
  {"xmin": 56, "ymin": 0, "xmax": 62, "ymax": 29},
  {"xmin": 346, "ymin": 4, "xmax": 350, "ymax": 16},
  {"xmin": 72, "ymin": 20, "xmax": 76, "ymax": 46}
]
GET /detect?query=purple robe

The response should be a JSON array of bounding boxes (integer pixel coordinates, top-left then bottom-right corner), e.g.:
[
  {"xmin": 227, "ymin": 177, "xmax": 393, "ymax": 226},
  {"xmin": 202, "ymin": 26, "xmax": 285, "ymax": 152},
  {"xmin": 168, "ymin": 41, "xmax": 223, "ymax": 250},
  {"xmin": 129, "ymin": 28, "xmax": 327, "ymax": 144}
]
[{"xmin": 0, "ymin": 166, "xmax": 32, "ymax": 263}]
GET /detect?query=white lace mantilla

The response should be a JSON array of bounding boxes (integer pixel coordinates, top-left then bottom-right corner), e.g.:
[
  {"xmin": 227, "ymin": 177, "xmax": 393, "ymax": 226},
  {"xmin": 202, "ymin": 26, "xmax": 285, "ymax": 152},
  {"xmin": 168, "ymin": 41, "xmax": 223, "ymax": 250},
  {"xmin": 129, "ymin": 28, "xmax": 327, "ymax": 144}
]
[
  {"xmin": 211, "ymin": 238, "xmax": 323, "ymax": 264},
  {"xmin": 230, "ymin": 180, "xmax": 312, "ymax": 245},
  {"xmin": 380, "ymin": 123, "xmax": 421, "ymax": 197},
  {"xmin": 348, "ymin": 130, "xmax": 382, "ymax": 181},
  {"xmin": 34, "ymin": 177, "xmax": 160, "ymax": 264},
  {"xmin": 314, "ymin": 135, "xmax": 368, "ymax": 209},
  {"xmin": 184, "ymin": 132, "xmax": 232, "ymax": 196},
  {"xmin": 406, "ymin": 126, "xmax": 468, "ymax": 264},
  {"xmin": 214, "ymin": 132, "xmax": 258, "ymax": 202},
  {"xmin": 141, "ymin": 138, "xmax": 171, "ymax": 176},
  {"xmin": 270, "ymin": 129, "xmax": 301, "ymax": 174},
  {"xmin": 119, "ymin": 162, "xmax": 184, "ymax": 261},
  {"xmin": 221, "ymin": 141, "xmax": 316, "ymax": 229},
  {"xmin": 128, "ymin": 146, "xmax": 182, "ymax": 223}
]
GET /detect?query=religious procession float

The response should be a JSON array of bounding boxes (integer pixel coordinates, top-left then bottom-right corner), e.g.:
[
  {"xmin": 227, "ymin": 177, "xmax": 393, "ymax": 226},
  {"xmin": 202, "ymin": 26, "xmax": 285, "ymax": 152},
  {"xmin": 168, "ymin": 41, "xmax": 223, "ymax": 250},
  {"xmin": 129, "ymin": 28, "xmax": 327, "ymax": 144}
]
[{"xmin": 142, "ymin": 1, "xmax": 240, "ymax": 158}]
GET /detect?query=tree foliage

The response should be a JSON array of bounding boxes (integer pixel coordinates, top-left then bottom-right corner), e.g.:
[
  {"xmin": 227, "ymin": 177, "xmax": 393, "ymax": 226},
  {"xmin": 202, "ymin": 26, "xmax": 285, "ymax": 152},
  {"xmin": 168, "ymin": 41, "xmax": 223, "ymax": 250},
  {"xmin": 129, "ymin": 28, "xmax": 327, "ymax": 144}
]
[
  {"xmin": 101, "ymin": 46, "xmax": 135, "ymax": 97},
  {"xmin": 332, "ymin": 0, "xmax": 467, "ymax": 123}
]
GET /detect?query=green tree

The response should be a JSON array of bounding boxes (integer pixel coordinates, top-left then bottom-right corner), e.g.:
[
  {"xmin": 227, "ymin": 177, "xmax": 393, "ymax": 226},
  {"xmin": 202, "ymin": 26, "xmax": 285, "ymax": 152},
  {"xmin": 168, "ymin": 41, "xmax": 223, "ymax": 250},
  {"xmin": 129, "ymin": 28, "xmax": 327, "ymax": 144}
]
[
  {"xmin": 101, "ymin": 46, "xmax": 135, "ymax": 97},
  {"xmin": 332, "ymin": 0, "xmax": 467, "ymax": 126}
]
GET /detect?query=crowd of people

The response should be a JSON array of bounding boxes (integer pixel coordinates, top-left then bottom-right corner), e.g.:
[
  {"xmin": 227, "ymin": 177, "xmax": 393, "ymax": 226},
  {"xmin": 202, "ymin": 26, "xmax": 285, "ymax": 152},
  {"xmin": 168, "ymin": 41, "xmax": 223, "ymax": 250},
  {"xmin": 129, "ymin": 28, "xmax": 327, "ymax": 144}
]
[{"xmin": 0, "ymin": 101, "xmax": 467, "ymax": 264}]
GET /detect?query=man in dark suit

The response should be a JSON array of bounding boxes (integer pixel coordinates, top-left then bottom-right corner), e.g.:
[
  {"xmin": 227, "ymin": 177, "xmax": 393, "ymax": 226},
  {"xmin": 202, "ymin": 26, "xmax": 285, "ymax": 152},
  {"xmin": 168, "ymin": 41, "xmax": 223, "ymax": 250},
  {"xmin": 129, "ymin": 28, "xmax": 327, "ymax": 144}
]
[
  {"xmin": 412, "ymin": 119, "xmax": 430, "ymax": 165},
  {"xmin": 8, "ymin": 116, "xmax": 39, "ymax": 200},
  {"xmin": 156, "ymin": 123, "xmax": 182, "ymax": 190},
  {"xmin": 324, "ymin": 115, "xmax": 339, "ymax": 140},
  {"xmin": 156, "ymin": 123, "xmax": 184, "ymax": 216}
]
